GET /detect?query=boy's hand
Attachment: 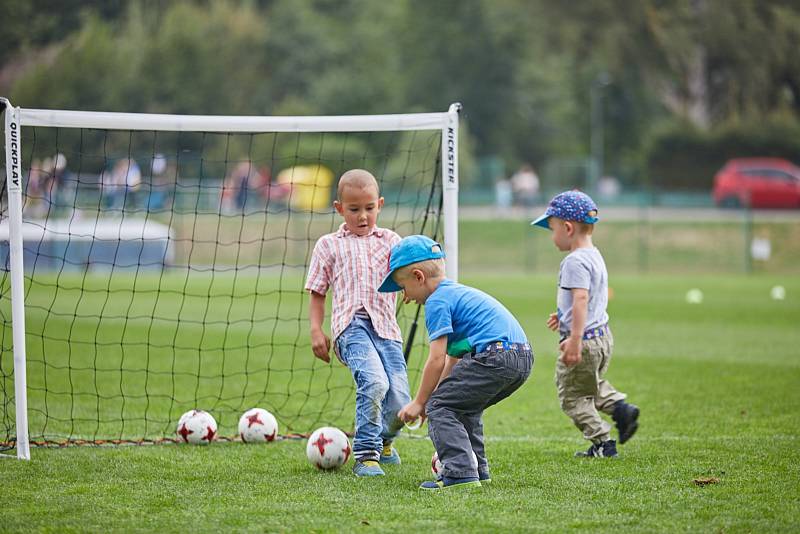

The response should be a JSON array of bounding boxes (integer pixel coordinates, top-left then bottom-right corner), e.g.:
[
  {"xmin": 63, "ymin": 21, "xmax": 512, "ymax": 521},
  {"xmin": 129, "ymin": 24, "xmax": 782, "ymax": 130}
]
[
  {"xmin": 398, "ymin": 400, "xmax": 426, "ymax": 424},
  {"xmin": 559, "ymin": 337, "xmax": 582, "ymax": 366},
  {"xmin": 311, "ymin": 329, "xmax": 331, "ymax": 363},
  {"xmin": 546, "ymin": 312, "xmax": 559, "ymax": 331}
]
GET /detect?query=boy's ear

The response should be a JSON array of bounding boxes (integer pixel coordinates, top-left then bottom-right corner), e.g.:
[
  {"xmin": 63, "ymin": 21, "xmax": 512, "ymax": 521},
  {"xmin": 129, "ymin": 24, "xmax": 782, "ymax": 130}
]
[
  {"xmin": 378, "ymin": 197, "xmax": 385, "ymax": 209},
  {"xmin": 412, "ymin": 268, "xmax": 425, "ymax": 283},
  {"xmin": 333, "ymin": 199, "xmax": 343, "ymax": 215},
  {"xmin": 564, "ymin": 221, "xmax": 575, "ymax": 235}
]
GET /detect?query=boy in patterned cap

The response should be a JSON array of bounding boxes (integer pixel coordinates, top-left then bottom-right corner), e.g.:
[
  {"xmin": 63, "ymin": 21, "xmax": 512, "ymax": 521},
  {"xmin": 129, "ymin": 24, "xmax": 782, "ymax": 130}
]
[{"xmin": 531, "ymin": 190, "xmax": 639, "ymax": 458}]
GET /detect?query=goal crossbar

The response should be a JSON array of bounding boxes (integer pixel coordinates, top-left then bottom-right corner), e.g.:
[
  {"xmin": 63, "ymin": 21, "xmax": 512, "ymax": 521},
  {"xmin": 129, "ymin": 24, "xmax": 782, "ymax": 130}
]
[{"xmin": 16, "ymin": 108, "xmax": 450, "ymax": 133}]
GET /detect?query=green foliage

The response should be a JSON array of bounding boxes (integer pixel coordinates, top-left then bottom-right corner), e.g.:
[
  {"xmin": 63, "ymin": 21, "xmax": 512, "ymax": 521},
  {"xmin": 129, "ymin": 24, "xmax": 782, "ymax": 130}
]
[
  {"xmin": 645, "ymin": 117, "xmax": 800, "ymax": 190},
  {"xmin": 4, "ymin": 0, "xmax": 800, "ymax": 190}
]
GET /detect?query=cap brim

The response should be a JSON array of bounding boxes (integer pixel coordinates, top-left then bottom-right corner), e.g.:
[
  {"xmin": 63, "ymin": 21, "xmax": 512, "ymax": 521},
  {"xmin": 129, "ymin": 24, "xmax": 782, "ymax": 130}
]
[
  {"xmin": 378, "ymin": 271, "xmax": 401, "ymax": 293},
  {"xmin": 530, "ymin": 213, "xmax": 551, "ymax": 229}
]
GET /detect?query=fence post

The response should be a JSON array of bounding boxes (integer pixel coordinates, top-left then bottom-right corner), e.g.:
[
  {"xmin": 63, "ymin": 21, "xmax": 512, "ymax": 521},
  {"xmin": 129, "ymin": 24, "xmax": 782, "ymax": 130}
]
[
  {"xmin": 743, "ymin": 203, "xmax": 753, "ymax": 274},
  {"xmin": 637, "ymin": 188, "xmax": 650, "ymax": 273}
]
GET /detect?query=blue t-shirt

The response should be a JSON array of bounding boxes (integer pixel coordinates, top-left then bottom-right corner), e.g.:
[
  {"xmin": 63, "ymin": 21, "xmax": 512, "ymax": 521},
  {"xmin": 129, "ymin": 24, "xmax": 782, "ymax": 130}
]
[{"xmin": 425, "ymin": 279, "xmax": 528, "ymax": 356}]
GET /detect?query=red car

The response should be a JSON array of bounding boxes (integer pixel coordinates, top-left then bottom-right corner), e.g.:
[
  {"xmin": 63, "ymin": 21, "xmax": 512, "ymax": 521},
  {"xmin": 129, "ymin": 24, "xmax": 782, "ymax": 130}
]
[{"xmin": 713, "ymin": 158, "xmax": 800, "ymax": 208}]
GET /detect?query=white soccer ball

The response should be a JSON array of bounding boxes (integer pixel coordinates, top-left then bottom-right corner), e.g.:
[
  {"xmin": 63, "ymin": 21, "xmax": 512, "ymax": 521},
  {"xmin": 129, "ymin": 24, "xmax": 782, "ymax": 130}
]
[
  {"xmin": 238, "ymin": 408, "xmax": 278, "ymax": 443},
  {"xmin": 306, "ymin": 426, "xmax": 351, "ymax": 470},
  {"xmin": 176, "ymin": 409, "xmax": 217, "ymax": 445},
  {"xmin": 685, "ymin": 288, "xmax": 704, "ymax": 304},
  {"xmin": 770, "ymin": 285, "xmax": 786, "ymax": 301},
  {"xmin": 431, "ymin": 450, "xmax": 478, "ymax": 477}
]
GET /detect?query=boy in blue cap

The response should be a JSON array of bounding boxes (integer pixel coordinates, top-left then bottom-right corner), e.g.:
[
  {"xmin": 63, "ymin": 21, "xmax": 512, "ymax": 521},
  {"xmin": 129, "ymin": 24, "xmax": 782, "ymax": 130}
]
[
  {"xmin": 531, "ymin": 190, "xmax": 639, "ymax": 458},
  {"xmin": 380, "ymin": 235, "xmax": 533, "ymax": 490}
]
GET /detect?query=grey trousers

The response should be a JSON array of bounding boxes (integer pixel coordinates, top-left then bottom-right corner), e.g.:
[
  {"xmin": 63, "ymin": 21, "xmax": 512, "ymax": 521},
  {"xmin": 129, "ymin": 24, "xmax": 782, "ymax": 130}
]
[{"xmin": 426, "ymin": 348, "xmax": 533, "ymax": 479}]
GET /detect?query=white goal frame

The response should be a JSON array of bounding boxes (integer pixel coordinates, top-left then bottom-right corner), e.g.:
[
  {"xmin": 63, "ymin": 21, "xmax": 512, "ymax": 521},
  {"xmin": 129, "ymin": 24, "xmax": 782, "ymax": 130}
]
[{"xmin": 0, "ymin": 97, "xmax": 461, "ymax": 460}]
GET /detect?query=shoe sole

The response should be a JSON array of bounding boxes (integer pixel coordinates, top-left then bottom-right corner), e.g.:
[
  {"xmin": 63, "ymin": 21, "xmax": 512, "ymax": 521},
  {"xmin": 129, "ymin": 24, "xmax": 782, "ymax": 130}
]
[
  {"xmin": 618, "ymin": 406, "xmax": 640, "ymax": 444},
  {"xmin": 419, "ymin": 480, "xmax": 482, "ymax": 491}
]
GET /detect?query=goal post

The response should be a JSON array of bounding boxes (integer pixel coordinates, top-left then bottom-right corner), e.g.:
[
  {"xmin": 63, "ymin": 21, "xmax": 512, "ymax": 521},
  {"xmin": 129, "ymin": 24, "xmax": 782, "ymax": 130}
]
[
  {"xmin": 2, "ymin": 98, "xmax": 31, "ymax": 460},
  {"xmin": 0, "ymin": 98, "xmax": 460, "ymax": 457}
]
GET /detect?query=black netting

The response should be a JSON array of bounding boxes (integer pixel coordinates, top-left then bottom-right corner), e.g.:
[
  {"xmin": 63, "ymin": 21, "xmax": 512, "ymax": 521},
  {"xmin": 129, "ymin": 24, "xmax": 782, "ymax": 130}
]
[{"xmin": 0, "ymin": 121, "xmax": 443, "ymax": 447}]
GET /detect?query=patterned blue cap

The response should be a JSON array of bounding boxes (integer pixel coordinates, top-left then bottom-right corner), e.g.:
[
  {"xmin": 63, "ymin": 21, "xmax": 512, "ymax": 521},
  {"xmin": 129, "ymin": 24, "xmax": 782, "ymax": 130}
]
[{"xmin": 530, "ymin": 190, "xmax": 599, "ymax": 229}]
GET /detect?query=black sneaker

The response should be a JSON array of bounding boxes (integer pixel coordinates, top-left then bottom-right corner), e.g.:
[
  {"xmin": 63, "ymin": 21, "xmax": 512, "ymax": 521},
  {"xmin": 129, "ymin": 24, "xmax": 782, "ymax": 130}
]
[
  {"xmin": 612, "ymin": 401, "xmax": 640, "ymax": 444},
  {"xmin": 575, "ymin": 439, "xmax": 618, "ymax": 458}
]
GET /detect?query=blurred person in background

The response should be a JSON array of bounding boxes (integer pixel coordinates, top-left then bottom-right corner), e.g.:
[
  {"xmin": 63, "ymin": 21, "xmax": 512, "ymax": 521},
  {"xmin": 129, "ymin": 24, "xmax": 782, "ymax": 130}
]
[
  {"xmin": 103, "ymin": 158, "xmax": 141, "ymax": 212},
  {"xmin": 221, "ymin": 160, "xmax": 256, "ymax": 214},
  {"xmin": 511, "ymin": 163, "xmax": 540, "ymax": 211}
]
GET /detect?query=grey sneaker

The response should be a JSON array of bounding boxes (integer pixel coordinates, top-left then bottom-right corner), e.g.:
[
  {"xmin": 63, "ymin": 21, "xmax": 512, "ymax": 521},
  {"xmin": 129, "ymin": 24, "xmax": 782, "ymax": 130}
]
[
  {"xmin": 379, "ymin": 444, "xmax": 401, "ymax": 465},
  {"xmin": 353, "ymin": 460, "xmax": 385, "ymax": 477}
]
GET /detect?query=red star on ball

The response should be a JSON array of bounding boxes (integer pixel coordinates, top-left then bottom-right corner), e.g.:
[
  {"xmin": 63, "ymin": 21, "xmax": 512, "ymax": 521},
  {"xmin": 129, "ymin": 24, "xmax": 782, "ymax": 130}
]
[
  {"xmin": 178, "ymin": 423, "xmax": 193, "ymax": 442},
  {"xmin": 265, "ymin": 429, "xmax": 276, "ymax": 442},
  {"xmin": 202, "ymin": 425, "xmax": 216, "ymax": 442},
  {"xmin": 246, "ymin": 412, "xmax": 263, "ymax": 428},
  {"xmin": 313, "ymin": 433, "xmax": 334, "ymax": 455},
  {"xmin": 342, "ymin": 441, "xmax": 351, "ymax": 462}
]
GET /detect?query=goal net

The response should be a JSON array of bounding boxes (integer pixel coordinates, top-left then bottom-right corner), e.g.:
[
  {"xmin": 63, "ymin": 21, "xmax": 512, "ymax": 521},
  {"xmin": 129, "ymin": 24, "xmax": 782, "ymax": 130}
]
[{"xmin": 0, "ymin": 98, "xmax": 460, "ymax": 458}]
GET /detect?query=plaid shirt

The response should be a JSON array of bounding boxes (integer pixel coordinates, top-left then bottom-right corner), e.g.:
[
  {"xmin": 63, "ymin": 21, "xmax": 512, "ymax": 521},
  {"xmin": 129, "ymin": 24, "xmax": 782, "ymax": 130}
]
[{"xmin": 305, "ymin": 223, "xmax": 402, "ymax": 344}]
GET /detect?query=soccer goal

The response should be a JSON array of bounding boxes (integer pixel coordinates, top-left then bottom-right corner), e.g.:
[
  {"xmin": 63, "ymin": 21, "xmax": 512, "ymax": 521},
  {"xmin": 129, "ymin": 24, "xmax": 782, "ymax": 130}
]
[{"xmin": 0, "ymin": 97, "xmax": 460, "ymax": 459}]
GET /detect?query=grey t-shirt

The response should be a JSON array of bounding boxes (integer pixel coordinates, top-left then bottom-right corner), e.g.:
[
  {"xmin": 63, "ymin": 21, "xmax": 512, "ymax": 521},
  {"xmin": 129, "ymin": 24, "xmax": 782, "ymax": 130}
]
[{"xmin": 557, "ymin": 247, "xmax": 609, "ymax": 336}]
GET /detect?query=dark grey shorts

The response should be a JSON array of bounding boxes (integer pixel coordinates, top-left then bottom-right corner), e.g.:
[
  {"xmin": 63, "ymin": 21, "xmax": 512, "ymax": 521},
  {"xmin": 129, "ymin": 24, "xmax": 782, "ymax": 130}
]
[{"xmin": 425, "ymin": 347, "xmax": 533, "ymax": 478}]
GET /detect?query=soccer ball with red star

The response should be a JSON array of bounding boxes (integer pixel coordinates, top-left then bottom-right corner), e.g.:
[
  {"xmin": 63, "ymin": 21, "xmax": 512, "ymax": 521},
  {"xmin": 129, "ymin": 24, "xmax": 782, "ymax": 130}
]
[
  {"xmin": 176, "ymin": 410, "xmax": 217, "ymax": 445},
  {"xmin": 306, "ymin": 426, "xmax": 351, "ymax": 470},
  {"xmin": 431, "ymin": 450, "xmax": 478, "ymax": 477},
  {"xmin": 238, "ymin": 408, "xmax": 278, "ymax": 443}
]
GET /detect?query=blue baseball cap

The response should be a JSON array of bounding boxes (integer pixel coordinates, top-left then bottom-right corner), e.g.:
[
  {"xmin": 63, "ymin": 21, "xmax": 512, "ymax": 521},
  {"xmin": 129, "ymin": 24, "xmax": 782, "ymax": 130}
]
[
  {"xmin": 531, "ymin": 190, "xmax": 599, "ymax": 229},
  {"xmin": 378, "ymin": 235, "xmax": 445, "ymax": 293}
]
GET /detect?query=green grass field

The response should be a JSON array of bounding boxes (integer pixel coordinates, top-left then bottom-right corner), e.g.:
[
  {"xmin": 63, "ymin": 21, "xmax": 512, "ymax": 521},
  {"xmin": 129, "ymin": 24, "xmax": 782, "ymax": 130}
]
[{"xmin": 2, "ymin": 273, "xmax": 799, "ymax": 532}]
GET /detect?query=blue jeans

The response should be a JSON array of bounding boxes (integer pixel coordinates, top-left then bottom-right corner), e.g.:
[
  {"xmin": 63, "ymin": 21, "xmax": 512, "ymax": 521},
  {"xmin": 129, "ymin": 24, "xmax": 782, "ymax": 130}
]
[{"xmin": 336, "ymin": 316, "xmax": 411, "ymax": 462}]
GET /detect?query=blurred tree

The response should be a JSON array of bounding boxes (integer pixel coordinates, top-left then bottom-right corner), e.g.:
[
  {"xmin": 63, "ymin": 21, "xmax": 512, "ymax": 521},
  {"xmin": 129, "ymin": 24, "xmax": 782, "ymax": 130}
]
[
  {"xmin": 396, "ymin": 0, "xmax": 519, "ymax": 157},
  {"xmin": 0, "ymin": 0, "xmax": 127, "ymax": 66},
  {"xmin": 4, "ymin": 0, "xmax": 800, "ymax": 192}
]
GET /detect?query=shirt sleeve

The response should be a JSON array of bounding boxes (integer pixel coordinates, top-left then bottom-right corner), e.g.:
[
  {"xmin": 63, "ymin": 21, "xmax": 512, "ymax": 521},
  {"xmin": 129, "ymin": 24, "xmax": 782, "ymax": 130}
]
[
  {"xmin": 559, "ymin": 254, "xmax": 591, "ymax": 290},
  {"xmin": 425, "ymin": 294, "xmax": 454, "ymax": 341},
  {"xmin": 305, "ymin": 237, "xmax": 333, "ymax": 295}
]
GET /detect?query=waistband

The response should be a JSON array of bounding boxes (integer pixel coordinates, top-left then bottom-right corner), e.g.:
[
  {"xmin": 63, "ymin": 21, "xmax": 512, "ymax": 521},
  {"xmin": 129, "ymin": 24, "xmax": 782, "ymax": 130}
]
[
  {"xmin": 583, "ymin": 324, "xmax": 609, "ymax": 340},
  {"xmin": 561, "ymin": 324, "xmax": 609, "ymax": 341},
  {"xmin": 475, "ymin": 341, "xmax": 532, "ymax": 355}
]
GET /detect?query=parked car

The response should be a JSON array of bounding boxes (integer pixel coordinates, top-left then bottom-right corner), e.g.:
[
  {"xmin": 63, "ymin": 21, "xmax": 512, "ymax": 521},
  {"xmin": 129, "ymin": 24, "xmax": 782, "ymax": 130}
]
[{"xmin": 713, "ymin": 158, "xmax": 800, "ymax": 208}]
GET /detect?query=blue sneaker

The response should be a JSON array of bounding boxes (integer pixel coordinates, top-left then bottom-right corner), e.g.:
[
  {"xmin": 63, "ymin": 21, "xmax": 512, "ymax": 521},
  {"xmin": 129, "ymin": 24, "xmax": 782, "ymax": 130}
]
[
  {"xmin": 353, "ymin": 460, "xmax": 385, "ymax": 477},
  {"xmin": 575, "ymin": 439, "xmax": 618, "ymax": 458},
  {"xmin": 613, "ymin": 401, "xmax": 640, "ymax": 444},
  {"xmin": 379, "ymin": 444, "xmax": 401, "ymax": 465},
  {"xmin": 419, "ymin": 476, "xmax": 481, "ymax": 491}
]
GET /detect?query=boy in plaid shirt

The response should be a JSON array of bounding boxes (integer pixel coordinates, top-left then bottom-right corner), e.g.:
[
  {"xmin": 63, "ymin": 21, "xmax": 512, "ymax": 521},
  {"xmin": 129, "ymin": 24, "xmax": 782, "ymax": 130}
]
[{"xmin": 305, "ymin": 169, "xmax": 411, "ymax": 477}]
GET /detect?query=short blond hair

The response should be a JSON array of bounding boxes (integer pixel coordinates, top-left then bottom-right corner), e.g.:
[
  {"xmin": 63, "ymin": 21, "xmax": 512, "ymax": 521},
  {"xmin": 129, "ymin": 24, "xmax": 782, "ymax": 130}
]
[{"xmin": 394, "ymin": 258, "xmax": 446, "ymax": 281}]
